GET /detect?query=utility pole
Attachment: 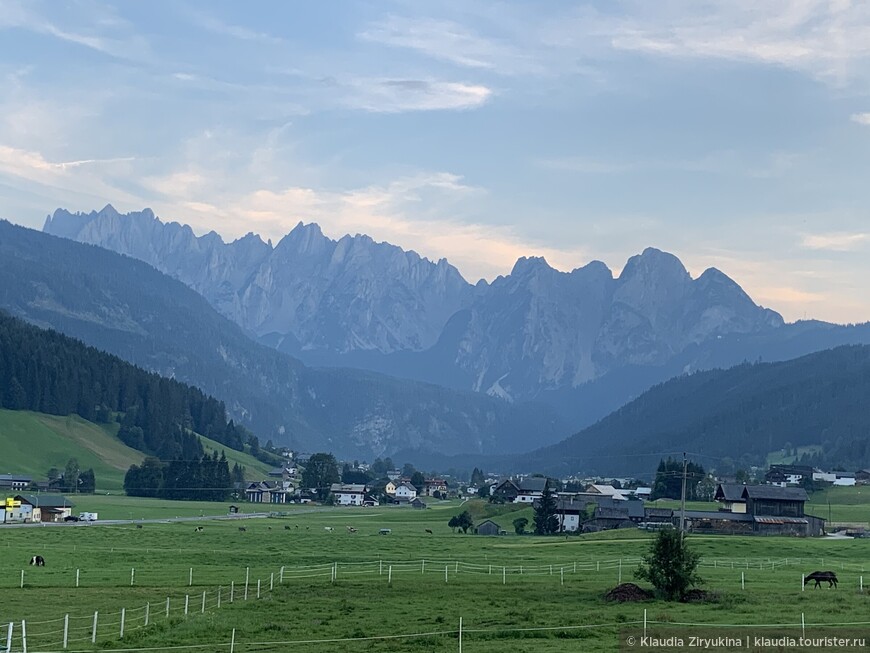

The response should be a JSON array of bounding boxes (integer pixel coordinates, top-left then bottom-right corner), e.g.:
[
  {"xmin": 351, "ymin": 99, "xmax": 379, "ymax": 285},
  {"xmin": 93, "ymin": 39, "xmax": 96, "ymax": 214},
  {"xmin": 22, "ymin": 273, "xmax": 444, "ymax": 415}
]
[{"xmin": 679, "ymin": 452, "xmax": 688, "ymax": 537}]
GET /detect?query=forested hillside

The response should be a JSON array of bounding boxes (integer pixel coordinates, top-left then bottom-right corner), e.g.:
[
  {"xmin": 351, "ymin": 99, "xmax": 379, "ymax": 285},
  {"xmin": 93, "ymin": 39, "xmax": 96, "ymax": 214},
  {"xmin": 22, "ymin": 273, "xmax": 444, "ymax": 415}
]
[{"xmin": 522, "ymin": 345, "xmax": 870, "ymax": 477}]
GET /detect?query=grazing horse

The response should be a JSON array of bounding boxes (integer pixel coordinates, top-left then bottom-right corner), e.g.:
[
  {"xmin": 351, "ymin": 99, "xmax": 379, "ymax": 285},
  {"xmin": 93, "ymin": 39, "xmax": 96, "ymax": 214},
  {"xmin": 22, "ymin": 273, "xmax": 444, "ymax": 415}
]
[
  {"xmin": 29, "ymin": 555, "xmax": 45, "ymax": 567},
  {"xmin": 194, "ymin": 526, "xmax": 204, "ymax": 533},
  {"xmin": 425, "ymin": 529, "xmax": 433, "ymax": 534},
  {"xmin": 805, "ymin": 571, "xmax": 838, "ymax": 588},
  {"xmin": 238, "ymin": 526, "xmax": 247, "ymax": 532}
]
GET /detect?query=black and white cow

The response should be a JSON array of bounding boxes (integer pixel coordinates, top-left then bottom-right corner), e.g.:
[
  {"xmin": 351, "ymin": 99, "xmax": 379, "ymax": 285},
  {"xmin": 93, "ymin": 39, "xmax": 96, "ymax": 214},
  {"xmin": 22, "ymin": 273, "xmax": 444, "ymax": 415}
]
[{"xmin": 29, "ymin": 555, "xmax": 45, "ymax": 567}]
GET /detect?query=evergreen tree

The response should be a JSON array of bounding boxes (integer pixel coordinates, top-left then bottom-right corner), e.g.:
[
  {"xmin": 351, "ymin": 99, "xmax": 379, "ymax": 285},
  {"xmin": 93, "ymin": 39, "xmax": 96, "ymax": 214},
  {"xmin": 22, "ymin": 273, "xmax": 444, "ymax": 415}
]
[
  {"xmin": 635, "ymin": 529, "xmax": 702, "ymax": 601},
  {"xmin": 533, "ymin": 485, "xmax": 559, "ymax": 535}
]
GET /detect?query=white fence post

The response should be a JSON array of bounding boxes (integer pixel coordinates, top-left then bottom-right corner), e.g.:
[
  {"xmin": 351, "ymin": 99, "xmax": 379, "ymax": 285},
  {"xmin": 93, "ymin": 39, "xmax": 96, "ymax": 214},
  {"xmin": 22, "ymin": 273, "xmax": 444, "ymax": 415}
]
[
  {"xmin": 280, "ymin": 566, "xmax": 284, "ymax": 583},
  {"xmin": 145, "ymin": 603, "xmax": 150, "ymax": 627},
  {"xmin": 618, "ymin": 560, "xmax": 622, "ymax": 584},
  {"xmin": 445, "ymin": 565, "xmax": 448, "ymax": 583},
  {"xmin": 19, "ymin": 570, "xmax": 23, "ymax": 589},
  {"xmin": 245, "ymin": 568, "xmax": 249, "ymax": 600},
  {"xmin": 19, "ymin": 621, "xmax": 25, "ymax": 653},
  {"xmin": 230, "ymin": 581, "xmax": 234, "ymax": 603},
  {"xmin": 130, "ymin": 568, "xmax": 135, "ymax": 586},
  {"xmin": 120, "ymin": 608, "xmax": 125, "ymax": 639},
  {"xmin": 165, "ymin": 597, "xmax": 170, "ymax": 618},
  {"xmin": 801, "ymin": 612, "xmax": 806, "ymax": 639},
  {"xmin": 91, "ymin": 611, "xmax": 98, "ymax": 644},
  {"xmin": 458, "ymin": 616, "xmax": 463, "ymax": 653},
  {"xmin": 560, "ymin": 567, "xmax": 564, "ymax": 586},
  {"xmin": 270, "ymin": 572, "xmax": 274, "ymax": 591},
  {"xmin": 503, "ymin": 567, "xmax": 506, "ymax": 585},
  {"xmin": 741, "ymin": 572, "xmax": 745, "ymax": 590},
  {"xmin": 76, "ymin": 569, "xmax": 80, "ymax": 588},
  {"xmin": 5, "ymin": 622, "xmax": 11, "ymax": 653},
  {"xmin": 388, "ymin": 565, "xmax": 392, "ymax": 585},
  {"xmin": 189, "ymin": 567, "xmax": 193, "ymax": 587},
  {"xmin": 802, "ymin": 574, "xmax": 805, "ymax": 591},
  {"xmin": 861, "ymin": 576, "xmax": 864, "ymax": 593},
  {"xmin": 217, "ymin": 587, "xmax": 222, "ymax": 609},
  {"xmin": 422, "ymin": 560, "xmax": 425, "ymax": 574},
  {"xmin": 257, "ymin": 579, "xmax": 261, "ymax": 599},
  {"xmin": 184, "ymin": 595, "xmax": 189, "ymax": 616},
  {"xmin": 230, "ymin": 628, "xmax": 236, "ymax": 653},
  {"xmin": 63, "ymin": 614, "xmax": 69, "ymax": 649},
  {"xmin": 643, "ymin": 608, "xmax": 647, "ymax": 638},
  {"xmin": 201, "ymin": 591, "xmax": 206, "ymax": 613}
]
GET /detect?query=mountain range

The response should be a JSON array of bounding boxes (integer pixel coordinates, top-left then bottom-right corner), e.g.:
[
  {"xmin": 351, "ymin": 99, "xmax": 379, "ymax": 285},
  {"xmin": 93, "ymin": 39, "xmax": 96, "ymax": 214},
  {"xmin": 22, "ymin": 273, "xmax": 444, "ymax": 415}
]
[
  {"xmin": 44, "ymin": 206, "xmax": 870, "ymax": 432},
  {"xmin": 0, "ymin": 220, "xmax": 567, "ymax": 460}
]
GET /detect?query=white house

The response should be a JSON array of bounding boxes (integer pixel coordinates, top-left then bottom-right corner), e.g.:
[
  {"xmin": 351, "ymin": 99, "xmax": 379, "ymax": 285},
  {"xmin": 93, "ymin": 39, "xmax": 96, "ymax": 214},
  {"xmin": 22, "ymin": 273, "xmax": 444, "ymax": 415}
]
[
  {"xmin": 834, "ymin": 473, "xmax": 856, "ymax": 487},
  {"xmin": 394, "ymin": 482, "xmax": 417, "ymax": 502},
  {"xmin": 330, "ymin": 483, "xmax": 368, "ymax": 506}
]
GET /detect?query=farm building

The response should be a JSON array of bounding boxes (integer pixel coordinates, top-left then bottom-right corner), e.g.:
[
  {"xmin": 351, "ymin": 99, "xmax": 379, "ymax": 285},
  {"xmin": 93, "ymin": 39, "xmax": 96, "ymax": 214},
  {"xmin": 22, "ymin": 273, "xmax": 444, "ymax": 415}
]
[
  {"xmin": 492, "ymin": 477, "xmax": 550, "ymax": 503},
  {"xmin": 410, "ymin": 497, "xmax": 427, "ymax": 509},
  {"xmin": 14, "ymin": 494, "xmax": 74, "ymax": 522},
  {"xmin": 679, "ymin": 484, "xmax": 825, "ymax": 536},
  {"xmin": 550, "ymin": 495, "xmax": 643, "ymax": 532},
  {"xmin": 476, "ymin": 520, "xmax": 502, "ymax": 536},
  {"xmin": 244, "ymin": 481, "xmax": 287, "ymax": 504},
  {"xmin": 713, "ymin": 483, "xmax": 747, "ymax": 513},
  {"xmin": 423, "ymin": 478, "xmax": 448, "ymax": 497},
  {"xmin": 0, "ymin": 474, "xmax": 31, "ymax": 491},
  {"xmin": 393, "ymin": 482, "xmax": 417, "ymax": 502}
]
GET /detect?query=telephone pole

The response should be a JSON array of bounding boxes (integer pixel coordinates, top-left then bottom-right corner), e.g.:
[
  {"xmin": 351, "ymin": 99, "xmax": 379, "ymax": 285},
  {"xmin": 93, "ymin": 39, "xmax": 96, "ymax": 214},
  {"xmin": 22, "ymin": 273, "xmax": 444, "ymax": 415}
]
[{"xmin": 679, "ymin": 452, "xmax": 688, "ymax": 537}]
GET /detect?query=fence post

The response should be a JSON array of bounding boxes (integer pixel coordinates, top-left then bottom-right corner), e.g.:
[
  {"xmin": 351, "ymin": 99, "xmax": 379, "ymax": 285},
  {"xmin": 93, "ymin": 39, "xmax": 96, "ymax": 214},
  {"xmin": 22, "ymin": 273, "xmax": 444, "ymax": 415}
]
[
  {"xmin": 131, "ymin": 568, "xmax": 135, "ymax": 586},
  {"xmin": 503, "ymin": 567, "xmax": 506, "ymax": 585},
  {"xmin": 560, "ymin": 567, "xmax": 564, "ymax": 586},
  {"xmin": 455, "ymin": 561, "xmax": 458, "ymax": 574},
  {"xmin": 188, "ymin": 567, "xmax": 193, "ymax": 587},
  {"xmin": 257, "ymin": 579, "xmax": 261, "ymax": 599},
  {"xmin": 802, "ymin": 574, "xmax": 805, "ymax": 591},
  {"xmin": 120, "ymin": 608, "xmax": 125, "ymax": 639},
  {"xmin": 597, "ymin": 561, "xmax": 600, "ymax": 572},
  {"xmin": 458, "ymin": 616, "xmax": 463, "ymax": 653},
  {"xmin": 270, "ymin": 572, "xmax": 274, "ymax": 591},
  {"xmin": 76, "ymin": 569, "xmax": 80, "ymax": 588},
  {"xmin": 445, "ymin": 565, "xmax": 448, "ymax": 584},
  {"xmin": 280, "ymin": 566, "xmax": 284, "ymax": 583},
  {"xmin": 91, "ymin": 611, "xmax": 98, "ymax": 644},
  {"xmin": 245, "ymin": 568, "xmax": 249, "ymax": 600},
  {"xmin": 230, "ymin": 628, "xmax": 236, "ymax": 653},
  {"xmin": 801, "ymin": 612, "xmax": 805, "ymax": 639},
  {"xmin": 145, "ymin": 603, "xmax": 150, "ymax": 627},
  {"xmin": 230, "ymin": 581, "xmax": 234, "ymax": 603},
  {"xmin": 422, "ymin": 560, "xmax": 425, "ymax": 574},
  {"xmin": 618, "ymin": 560, "xmax": 622, "ymax": 584},
  {"xmin": 388, "ymin": 565, "xmax": 392, "ymax": 585},
  {"xmin": 19, "ymin": 621, "xmax": 25, "ymax": 653},
  {"xmin": 20, "ymin": 570, "xmax": 23, "ymax": 589},
  {"xmin": 5, "ymin": 622, "xmax": 11, "ymax": 653},
  {"xmin": 741, "ymin": 572, "xmax": 745, "ymax": 590},
  {"xmin": 184, "ymin": 595, "xmax": 189, "ymax": 616},
  {"xmin": 860, "ymin": 576, "xmax": 864, "ymax": 593},
  {"xmin": 217, "ymin": 587, "xmax": 222, "ymax": 609},
  {"xmin": 165, "ymin": 597, "xmax": 170, "ymax": 619},
  {"xmin": 643, "ymin": 608, "xmax": 647, "ymax": 638},
  {"xmin": 379, "ymin": 560, "xmax": 383, "ymax": 575},
  {"xmin": 63, "ymin": 614, "xmax": 69, "ymax": 650}
]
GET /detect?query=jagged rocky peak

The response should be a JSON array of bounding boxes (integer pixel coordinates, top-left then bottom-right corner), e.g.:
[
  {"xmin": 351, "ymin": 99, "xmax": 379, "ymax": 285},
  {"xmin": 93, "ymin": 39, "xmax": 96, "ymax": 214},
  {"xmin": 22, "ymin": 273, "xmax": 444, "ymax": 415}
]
[
  {"xmin": 510, "ymin": 255, "xmax": 555, "ymax": 277},
  {"xmin": 619, "ymin": 247, "xmax": 691, "ymax": 284}
]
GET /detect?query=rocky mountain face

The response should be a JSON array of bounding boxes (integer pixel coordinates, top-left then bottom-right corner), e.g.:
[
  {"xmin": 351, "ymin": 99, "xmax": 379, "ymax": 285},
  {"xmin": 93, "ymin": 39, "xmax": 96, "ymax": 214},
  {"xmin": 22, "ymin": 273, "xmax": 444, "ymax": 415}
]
[
  {"xmin": 45, "ymin": 207, "xmax": 785, "ymax": 408},
  {"xmin": 45, "ymin": 206, "xmax": 473, "ymax": 354},
  {"xmin": 1, "ymin": 220, "xmax": 567, "ymax": 459}
]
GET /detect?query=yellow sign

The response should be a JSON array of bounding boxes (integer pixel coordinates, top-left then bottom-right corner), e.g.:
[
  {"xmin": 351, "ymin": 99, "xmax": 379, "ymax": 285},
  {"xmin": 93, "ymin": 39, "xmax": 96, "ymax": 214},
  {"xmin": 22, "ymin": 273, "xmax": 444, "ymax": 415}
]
[{"xmin": 4, "ymin": 498, "xmax": 21, "ymax": 508}]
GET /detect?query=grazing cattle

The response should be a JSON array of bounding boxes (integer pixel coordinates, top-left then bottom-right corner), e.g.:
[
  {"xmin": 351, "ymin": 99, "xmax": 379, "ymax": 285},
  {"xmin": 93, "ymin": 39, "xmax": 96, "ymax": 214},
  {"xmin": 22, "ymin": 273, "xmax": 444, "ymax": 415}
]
[
  {"xmin": 238, "ymin": 527, "xmax": 247, "ymax": 532},
  {"xmin": 29, "ymin": 555, "xmax": 45, "ymax": 567},
  {"xmin": 805, "ymin": 571, "xmax": 838, "ymax": 588},
  {"xmin": 194, "ymin": 526, "xmax": 204, "ymax": 533},
  {"xmin": 346, "ymin": 526, "xmax": 357, "ymax": 533},
  {"xmin": 425, "ymin": 529, "xmax": 433, "ymax": 534},
  {"xmin": 324, "ymin": 526, "xmax": 334, "ymax": 532},
  {"xmin": 284, "ymin": 525, "xmax": 292, "ymax": 530},
  {"xmin": 136, "ymin": 524, "xmax": 143, "ymax": 529},
  {"xmin": 268, "ymin": 526, "xmax": 272, "ymax": 530}
]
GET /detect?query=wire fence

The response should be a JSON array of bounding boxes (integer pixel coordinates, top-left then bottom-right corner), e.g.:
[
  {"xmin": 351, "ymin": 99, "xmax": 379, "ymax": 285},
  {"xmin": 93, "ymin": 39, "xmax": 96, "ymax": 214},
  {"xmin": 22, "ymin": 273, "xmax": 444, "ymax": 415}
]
[{"xmin": 7, "ymin": 612, "xmax": 870, "ymax": 653}]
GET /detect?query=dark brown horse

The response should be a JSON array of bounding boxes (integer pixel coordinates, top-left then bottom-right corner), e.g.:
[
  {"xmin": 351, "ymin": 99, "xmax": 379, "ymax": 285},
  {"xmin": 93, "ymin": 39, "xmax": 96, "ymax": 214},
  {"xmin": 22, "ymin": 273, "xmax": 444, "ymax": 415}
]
[{"xmin": 804, "ymin": 571, "xmax": 838, "ymax": 588}]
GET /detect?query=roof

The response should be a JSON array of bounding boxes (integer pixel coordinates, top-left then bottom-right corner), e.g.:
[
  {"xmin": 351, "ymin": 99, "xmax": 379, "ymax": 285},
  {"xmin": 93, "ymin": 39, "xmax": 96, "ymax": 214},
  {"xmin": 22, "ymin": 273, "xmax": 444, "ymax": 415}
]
[
  {"xmin": 681, "ymin": 510, "xmax": 753, "ymax": 522},
  {"xmin": 0, "ymin": 474, "xmax": 31, "ymax": 482},
  {"xmin": 753, "ymin": 516, "xmax": 808, "ymax": 525},
  {"xmin": 15, "ymin": 494, "xmax": 75, "ymax": 508},
  {"xmin": 330, "ymin": 484, "xmax": 367, "ymax": 493},
  {"xmin": 396, "ymin": 482, "xmax": 417, "ymax": 492},
  {"xmin": 587, "ymin": 484, "xmax": 627, "ymax": 499},
  {"xmin": 477, "ymin": 519, "xmax": 501, "ymax": 528},
  {"xmin": 741, "ymin": 485, "xmax": 808, "ymax": 502},
  {"xmin": 645, "ymin": 507, "xmax": 674, "ymax": 518},
  {"xmin": 518, "ymin": 477, "xmax": 548, "ymax": 493},
  {"xmin": 714, "ymin": 483, "xmax": 746, "ymax": 502}
]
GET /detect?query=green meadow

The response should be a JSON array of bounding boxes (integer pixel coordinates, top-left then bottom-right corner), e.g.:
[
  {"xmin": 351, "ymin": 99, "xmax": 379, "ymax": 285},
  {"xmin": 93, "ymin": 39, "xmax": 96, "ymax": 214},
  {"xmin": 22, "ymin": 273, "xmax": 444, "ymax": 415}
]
[{"xmin": 2, "ymin": 497, "xmax": 870, "ymax": 652}]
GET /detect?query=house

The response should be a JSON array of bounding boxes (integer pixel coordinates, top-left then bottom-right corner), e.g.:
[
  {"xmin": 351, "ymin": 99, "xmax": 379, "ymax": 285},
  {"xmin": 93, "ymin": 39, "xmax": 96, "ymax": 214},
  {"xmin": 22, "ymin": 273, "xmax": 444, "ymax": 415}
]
[
  {"xmin": 834, "ymin": 472, "xmax": 856, "ymax": 487},
  {"xmin": 492, "ymin": 477, "xmax": 550, "ymax": 503},
  {"xmin": 585, "ymin": 484, "xmax": 628, "ymax": 500},
  {"xmin": 423, "ymin": 478, "xmax": 448, "ymax": 497},
  {"xmin": 552, "ymin": 497, "xmax": 589, "ymax": 532},
  {"xmin": 584, "ymin": 506, "xmax": 635, "ymax": 532},
  {"xmin": 3, "ymin": 497, "xmax": 31, "ymax": 523},
  {"xmin": 384, "ymin": 480, "xmax": 398, "ymax": 496},
  {"xmin": 678, "ymin": 485, "xmax": 825, "ymax": 536},
  {"xmin": 856, "ymin": 469, "xmax": 870, "ymax": 485},
  {"xmin": 643, "ymin": 507, "xmax": 674, "ymax": 524},
  {"xmin": 410, "ymin": 497, "xmax": 427, "ymax": 509},
  {"xmin": 244, "ymin": 481, "xmax": 287, "ymax": 504},
  {"xmin": 330, "ymin": 483, "xmax": 367, "ymax": 506},
  {"xmin": 15, "ymin": 494, "xmax": 75, "ymax": 522},
  {"xmin": 476, "ymin": 519, "xmax": 502, "ymax": 536},
  {"xmin": 766, "ymin": 464, "xmax": 813, "ymax": 486},
  {"xmin": 714, "ymin": 483, "xmax": 747, "ymax": 513},
  {"xmin": 393, "ymin": 482, "xmax": 417, "ymax": 502},
  {"xmin": 0, "ymin": 475, "xmax": 32, "ymax": 491}
]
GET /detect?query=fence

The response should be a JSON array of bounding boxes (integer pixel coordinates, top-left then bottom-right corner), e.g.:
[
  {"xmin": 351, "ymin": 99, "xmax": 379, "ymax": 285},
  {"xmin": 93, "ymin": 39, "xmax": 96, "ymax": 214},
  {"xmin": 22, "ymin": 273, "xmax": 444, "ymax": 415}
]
[{"xmin": 7, "ymin": 613, "xmax": 870, "ymax": 653}]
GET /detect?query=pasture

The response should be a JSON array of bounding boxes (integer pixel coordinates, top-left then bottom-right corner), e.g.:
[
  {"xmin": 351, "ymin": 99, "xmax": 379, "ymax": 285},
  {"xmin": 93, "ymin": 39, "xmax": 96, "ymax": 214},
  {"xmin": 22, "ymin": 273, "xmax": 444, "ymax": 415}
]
[{"xmin": 1, "ymin": 499, "xmax": 869, "ymax": 652}]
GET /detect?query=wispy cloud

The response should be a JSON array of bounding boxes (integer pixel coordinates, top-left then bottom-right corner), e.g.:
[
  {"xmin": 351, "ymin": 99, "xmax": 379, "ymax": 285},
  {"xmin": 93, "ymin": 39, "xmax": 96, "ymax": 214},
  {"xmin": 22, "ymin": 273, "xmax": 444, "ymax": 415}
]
[
  {"xmin": 344, "ymin": 78, "xmax": 492, "ymax": 112},
  {"xmin": 851, "ymin": 112, "xmax": 870, "ymax": 125},
  {"xmin": 186, "ymin": 10, "xmax": 283, "ymax": 45},
  {"xmin": 801, "ymin": 232, "xmax": 870, "ymax": 251}
]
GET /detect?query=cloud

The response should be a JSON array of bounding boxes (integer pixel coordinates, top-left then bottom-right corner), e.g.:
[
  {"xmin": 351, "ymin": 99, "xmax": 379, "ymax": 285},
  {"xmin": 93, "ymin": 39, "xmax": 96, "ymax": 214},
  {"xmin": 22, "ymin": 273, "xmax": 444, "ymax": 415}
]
[
  {"xmin": 600, "ymin": 0, "xmax": 870, "ymax": 85},
  {"xmin": 801, "ymin": 232, "xmax": 870, "ymax": 251},
  {"xmin": 187, "ymin": 10, "xmax": 283, "ymax": 45},
  {"xmin": 344, "ymin": 78, "xmax": 492, "ymax": 112},
  {"xmin": 851, "ymin": 112, "xmax": 870, "ymax": 125}
]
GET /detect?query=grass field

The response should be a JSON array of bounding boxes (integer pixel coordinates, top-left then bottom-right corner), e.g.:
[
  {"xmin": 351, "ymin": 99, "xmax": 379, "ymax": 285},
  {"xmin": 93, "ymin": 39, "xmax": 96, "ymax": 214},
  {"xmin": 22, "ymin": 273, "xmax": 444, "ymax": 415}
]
[
  {"xmin": 2, "ymin": 497, "xmax": 870, "ymax": 652},
  {"xmin": 0, "ymin": 410, "xmax": 144, "ymax": 490}
]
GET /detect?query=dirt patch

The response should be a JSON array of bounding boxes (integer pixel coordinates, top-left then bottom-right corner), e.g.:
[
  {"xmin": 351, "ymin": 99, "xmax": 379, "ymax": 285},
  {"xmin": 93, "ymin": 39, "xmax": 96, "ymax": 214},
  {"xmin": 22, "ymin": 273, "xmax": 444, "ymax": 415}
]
[{"xmin": 604, "ymin": 583, "xmax": 653, "ymax": 602}]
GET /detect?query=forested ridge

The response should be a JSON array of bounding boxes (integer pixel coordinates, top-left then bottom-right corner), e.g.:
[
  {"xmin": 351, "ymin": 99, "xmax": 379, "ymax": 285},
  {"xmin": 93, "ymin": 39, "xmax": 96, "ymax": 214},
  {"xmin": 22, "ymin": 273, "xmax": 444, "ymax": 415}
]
[
  {"xmin": 523, "ymin": 345, "xmax": 870, "ymax": 476},
  {"xmin": 0, "ymin": 311, "xmax": 250, "ymax": 498}
]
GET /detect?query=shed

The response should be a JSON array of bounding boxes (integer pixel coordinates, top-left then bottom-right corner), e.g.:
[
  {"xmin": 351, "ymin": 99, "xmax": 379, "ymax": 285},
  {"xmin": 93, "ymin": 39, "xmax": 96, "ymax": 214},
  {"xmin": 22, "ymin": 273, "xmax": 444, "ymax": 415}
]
[
  {"xmin": 410, "ymin": 497, "xmax": 427, "ymax": 509},
  {"xmin": 476, "ymin": 519, "xmax": 502, "ymax": 536}
]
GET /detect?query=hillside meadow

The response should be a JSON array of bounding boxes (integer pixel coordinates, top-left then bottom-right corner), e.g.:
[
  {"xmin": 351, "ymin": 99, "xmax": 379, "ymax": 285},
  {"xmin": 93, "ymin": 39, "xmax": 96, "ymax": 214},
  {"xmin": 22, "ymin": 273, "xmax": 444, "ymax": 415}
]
[{"xmin": 1, "ymin": 498, "xmax": 869, "ymax": 652}]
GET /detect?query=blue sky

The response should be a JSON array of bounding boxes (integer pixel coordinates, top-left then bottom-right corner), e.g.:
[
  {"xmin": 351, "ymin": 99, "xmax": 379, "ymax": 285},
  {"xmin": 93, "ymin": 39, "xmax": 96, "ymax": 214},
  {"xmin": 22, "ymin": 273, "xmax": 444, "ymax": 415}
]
[{"xmin": 2, "ymin": 1, "xmax": 870, "ymax": 323}]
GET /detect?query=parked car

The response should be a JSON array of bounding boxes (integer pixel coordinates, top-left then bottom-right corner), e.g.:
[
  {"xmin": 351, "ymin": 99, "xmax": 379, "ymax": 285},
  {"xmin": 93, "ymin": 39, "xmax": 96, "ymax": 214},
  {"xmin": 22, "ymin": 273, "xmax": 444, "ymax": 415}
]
[{"xmin": 64, "ymin": 515, "xmax": 80, "ymax": 522}]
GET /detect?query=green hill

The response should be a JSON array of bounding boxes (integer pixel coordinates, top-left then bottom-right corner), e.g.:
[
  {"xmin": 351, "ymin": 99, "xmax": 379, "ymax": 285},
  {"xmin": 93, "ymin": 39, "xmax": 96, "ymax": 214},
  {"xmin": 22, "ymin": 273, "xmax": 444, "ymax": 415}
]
[
  {"xmin": 198, "ymin": 434, "xmax": 273, "ymax": 479},
  {"xmin": 0, "ymin": 409, "xmax": 145, "ymax": 490}
]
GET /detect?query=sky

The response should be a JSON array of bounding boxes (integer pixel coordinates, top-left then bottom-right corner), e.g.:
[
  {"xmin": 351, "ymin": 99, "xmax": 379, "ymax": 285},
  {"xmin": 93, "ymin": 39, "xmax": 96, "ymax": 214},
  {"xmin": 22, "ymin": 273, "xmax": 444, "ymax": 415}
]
[{"xmin": 2, "ymin": 1, "xmax": 870, "ymax": 324}]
